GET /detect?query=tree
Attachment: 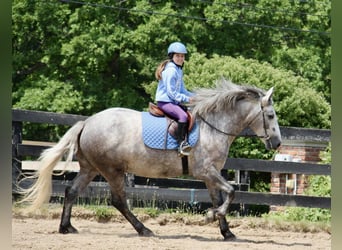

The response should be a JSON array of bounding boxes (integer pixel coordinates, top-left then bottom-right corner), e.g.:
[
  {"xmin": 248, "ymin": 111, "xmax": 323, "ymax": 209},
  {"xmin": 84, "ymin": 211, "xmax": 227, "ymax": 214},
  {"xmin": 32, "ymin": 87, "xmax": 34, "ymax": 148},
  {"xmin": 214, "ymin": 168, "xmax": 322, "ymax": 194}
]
[
  {"xmin": 12, "ymin": 0, "xmax": 331, "ymax": 141},
  {"xmin": 202, "ymin": 0, "xmax": 331, "ymax": 102}
]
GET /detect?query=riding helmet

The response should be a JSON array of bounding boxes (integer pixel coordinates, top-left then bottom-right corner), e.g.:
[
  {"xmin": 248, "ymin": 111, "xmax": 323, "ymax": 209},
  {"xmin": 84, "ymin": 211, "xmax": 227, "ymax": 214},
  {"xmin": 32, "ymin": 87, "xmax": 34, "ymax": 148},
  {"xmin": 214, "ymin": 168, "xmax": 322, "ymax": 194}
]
[{"xmin": 167, "ymin": 42, "xmax": 187, "ymax": 56}]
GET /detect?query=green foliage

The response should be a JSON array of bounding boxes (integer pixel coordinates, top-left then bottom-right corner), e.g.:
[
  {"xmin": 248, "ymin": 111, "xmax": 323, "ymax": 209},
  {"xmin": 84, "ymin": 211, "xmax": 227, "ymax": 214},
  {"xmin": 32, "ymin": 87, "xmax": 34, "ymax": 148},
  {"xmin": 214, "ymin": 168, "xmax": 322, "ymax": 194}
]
[
  {"xmin": 91, "ymin": 206, "xmax": 114, "ymax": 222},
  {"xmin": 265, "ymin": 206, "xmax": 331, "ymax": 223},
  {"xmin": 12, "ymin": 0, "xmax": 331, "ymax": 143},
  {"xmin": 13, "ymin": 76, "xmax": 83, "ymax": 113},
  {"xmin": 228, "ymin": 137, "xmax": 275, "ymax": 160},
  {"xmin": 320, "ymin": 142, "xmax": 331, "ymax": 164},
  {"xmin": 202, "ymin": 0, "xmax": 331, "ymax": 101},
  {"xmin": 306, "ymin": 175, "xmax": 331, "ymax": 197},
  {"xmin": 304, "ymin": 144, "xmax": 331, "ymax": 198},
  {"xmin": 139, "ymin": 207, "xmax": 161, "ymax": 218},
  {"xmin": 305, "ymin": 143, "xmax": 331, "ymax": 198},
  {"xmin": 271, "ymin": 46, "xmax": 331, "ymax": 102},
  {"xmin": 250, "ymin": 178, "xmax": 270, "ymax": 193}
]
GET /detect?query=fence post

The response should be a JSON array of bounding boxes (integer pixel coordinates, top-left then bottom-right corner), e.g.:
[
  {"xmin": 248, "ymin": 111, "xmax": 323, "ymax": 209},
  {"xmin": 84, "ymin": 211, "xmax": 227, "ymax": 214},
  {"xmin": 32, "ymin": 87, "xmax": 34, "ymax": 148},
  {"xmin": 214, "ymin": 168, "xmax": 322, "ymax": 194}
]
[{"xmin": 12, "ymin": 121, "xmax": 22, "ymax": 194}]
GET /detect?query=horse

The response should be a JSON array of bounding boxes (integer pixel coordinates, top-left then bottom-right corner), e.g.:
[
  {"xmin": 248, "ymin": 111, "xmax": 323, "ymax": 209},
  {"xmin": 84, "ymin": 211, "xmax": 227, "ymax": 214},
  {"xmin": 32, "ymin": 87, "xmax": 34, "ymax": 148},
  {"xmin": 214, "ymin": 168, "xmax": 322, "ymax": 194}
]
[{"xmin": 18, "ymin": 79, "xmax": 281, "ymax": 241}]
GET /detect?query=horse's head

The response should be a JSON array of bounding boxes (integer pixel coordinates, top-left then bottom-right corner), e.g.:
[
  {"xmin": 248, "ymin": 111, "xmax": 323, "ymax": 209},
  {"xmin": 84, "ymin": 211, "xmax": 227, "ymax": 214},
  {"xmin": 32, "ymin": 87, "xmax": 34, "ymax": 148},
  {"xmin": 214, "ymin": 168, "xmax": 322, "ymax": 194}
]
[
  {"xmin": 191, "ymin": 79, "xmax": 282, "ymax": 150},
  {"xmin": 248, "ymin": 87, "xmax": 282, "ymax": 150}
]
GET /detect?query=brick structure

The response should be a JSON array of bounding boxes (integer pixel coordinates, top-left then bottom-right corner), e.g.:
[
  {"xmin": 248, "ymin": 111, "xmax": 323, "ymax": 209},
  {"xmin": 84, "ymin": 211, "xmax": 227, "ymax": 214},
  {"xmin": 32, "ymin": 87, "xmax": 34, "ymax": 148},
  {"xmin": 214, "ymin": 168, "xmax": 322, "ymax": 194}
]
[{"xmin": 271, "ymin": 140, "xmax": 328, "ymax": 196}]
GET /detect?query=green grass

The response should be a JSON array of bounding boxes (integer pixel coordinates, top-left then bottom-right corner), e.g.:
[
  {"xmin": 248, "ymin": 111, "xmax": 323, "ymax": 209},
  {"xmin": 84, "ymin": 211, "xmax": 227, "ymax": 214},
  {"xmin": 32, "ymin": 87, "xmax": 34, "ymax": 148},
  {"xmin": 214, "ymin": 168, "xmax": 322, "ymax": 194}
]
[{"xmin": 260, "ymin": 207, "xmax": 331, "ymax": 233}]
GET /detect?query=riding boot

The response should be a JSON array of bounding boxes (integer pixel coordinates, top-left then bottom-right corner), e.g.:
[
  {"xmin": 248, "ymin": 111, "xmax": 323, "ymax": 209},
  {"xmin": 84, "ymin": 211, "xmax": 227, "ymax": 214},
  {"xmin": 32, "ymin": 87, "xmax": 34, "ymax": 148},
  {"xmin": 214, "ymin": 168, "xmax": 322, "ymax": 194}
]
[{"xmin": 177, "ymin": 122, "xmax": 192, "ymax": 156}]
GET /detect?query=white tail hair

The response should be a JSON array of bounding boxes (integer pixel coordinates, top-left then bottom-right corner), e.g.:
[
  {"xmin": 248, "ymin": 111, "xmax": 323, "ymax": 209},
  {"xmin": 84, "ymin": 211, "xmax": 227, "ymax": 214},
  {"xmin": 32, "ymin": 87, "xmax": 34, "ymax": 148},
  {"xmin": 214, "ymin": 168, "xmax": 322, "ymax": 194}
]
[{"xmin": 17, "ymin": 121, "xmax": 85, "ymax": 212}]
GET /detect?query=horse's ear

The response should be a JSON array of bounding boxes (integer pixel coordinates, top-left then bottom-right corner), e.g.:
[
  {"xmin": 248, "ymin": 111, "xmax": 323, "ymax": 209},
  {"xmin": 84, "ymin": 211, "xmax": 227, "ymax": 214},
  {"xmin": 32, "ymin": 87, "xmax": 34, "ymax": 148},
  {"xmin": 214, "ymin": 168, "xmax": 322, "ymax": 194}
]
[{"xmin": 262, "ymin": 87, "xmax": 274, "ymax": 106}]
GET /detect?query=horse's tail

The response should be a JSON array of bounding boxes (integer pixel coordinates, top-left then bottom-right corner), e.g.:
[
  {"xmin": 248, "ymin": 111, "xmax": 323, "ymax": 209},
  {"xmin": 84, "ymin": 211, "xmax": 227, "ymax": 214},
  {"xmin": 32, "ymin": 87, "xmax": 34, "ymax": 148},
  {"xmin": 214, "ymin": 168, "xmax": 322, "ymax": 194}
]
[{"xmin": 17, "ymin": 120, "xmax": 85, "ymax": 212}]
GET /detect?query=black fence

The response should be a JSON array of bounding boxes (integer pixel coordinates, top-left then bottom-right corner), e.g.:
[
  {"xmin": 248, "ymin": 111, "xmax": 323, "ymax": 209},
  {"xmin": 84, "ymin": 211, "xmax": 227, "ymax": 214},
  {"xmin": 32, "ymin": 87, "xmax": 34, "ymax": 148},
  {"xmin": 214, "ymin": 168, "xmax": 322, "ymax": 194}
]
[{"xmin": 12, "ymin": 109, "xmax": 331, "ymax": 210}]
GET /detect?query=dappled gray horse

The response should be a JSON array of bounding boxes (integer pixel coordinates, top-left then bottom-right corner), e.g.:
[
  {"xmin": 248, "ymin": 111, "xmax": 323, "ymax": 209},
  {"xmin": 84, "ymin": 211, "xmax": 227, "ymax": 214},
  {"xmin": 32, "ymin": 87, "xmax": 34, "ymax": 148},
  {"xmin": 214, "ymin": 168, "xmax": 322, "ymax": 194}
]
[{"xmin": 19, "ymin": 79, "xmax": 281, "ymax": 240}]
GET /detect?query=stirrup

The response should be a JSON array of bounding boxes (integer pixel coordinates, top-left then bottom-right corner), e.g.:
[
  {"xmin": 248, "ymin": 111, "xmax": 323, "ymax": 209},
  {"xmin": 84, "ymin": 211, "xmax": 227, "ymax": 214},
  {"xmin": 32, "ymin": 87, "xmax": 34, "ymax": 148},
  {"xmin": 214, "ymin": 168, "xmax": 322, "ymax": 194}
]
[{"xmin": 178, "ymin": 141, "xmax": 192, "ymax": 156}]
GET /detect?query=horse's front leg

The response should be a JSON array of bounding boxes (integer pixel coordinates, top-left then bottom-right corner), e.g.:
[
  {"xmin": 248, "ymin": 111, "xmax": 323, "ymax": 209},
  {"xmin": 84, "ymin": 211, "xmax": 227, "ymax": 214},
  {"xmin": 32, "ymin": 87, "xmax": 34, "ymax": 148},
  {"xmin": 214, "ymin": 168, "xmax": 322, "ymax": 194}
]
[
  {"xmin": 198, "ymin": 166, "xmax": 235, "ymax": 222},
  {"xmin": 207, "ymin": 188, "xmax": 236, "ymax": 240}
]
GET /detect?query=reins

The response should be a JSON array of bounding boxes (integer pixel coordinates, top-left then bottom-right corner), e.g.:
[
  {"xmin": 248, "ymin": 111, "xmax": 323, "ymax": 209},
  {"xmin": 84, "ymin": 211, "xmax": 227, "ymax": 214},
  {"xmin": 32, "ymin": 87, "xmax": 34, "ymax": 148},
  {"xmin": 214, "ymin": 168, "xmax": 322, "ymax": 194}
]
[{"xmin": 197, "ymin": 104, "xmax": 270, "ymax": 139}]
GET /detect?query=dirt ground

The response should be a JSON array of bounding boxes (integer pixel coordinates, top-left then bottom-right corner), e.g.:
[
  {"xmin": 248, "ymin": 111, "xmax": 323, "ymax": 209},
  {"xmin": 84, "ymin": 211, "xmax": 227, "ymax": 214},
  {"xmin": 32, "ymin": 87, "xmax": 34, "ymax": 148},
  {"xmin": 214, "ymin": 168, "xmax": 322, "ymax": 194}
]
[{"xmin": 12, "ymin": 213, "xmax": 331, "ymax": 250}]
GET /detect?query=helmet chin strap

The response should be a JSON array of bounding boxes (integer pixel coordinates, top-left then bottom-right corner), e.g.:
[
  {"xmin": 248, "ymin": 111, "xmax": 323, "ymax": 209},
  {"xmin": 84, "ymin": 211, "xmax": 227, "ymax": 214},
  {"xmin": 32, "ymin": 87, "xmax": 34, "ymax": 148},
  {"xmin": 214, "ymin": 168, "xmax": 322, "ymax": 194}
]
[{"xmin": 170, "ymin": 59, "xmax": 184, "ymax": 69}]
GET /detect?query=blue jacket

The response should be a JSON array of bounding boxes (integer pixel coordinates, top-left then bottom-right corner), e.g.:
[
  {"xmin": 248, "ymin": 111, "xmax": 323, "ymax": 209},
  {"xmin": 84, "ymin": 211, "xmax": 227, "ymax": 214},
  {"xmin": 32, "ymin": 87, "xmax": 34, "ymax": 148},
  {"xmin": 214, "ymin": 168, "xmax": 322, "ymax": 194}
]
[{"xmin": 155, "ymin": 61, "xmax": 193, "ymax": 104}]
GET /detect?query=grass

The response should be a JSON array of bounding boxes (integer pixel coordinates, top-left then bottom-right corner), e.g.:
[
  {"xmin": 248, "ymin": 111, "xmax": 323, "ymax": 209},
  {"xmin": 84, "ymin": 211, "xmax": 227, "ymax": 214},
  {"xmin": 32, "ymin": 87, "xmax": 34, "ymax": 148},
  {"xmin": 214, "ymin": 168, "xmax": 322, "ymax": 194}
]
[
  {"xmin": 260, "ymin": 208, "xmax": 331, "ymax": 234},
  {"xmin": 12, "ymin": 203, "xmax": 331, "ymax": 234}
]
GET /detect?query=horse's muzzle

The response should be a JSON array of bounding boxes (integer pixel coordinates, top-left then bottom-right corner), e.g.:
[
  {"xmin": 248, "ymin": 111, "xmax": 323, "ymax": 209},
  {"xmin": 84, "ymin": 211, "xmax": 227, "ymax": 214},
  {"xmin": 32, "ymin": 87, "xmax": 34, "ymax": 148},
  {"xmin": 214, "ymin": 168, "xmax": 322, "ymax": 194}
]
[{"xmin": 266, "ymin": 137, "xmax": 281, "ymax": 150}]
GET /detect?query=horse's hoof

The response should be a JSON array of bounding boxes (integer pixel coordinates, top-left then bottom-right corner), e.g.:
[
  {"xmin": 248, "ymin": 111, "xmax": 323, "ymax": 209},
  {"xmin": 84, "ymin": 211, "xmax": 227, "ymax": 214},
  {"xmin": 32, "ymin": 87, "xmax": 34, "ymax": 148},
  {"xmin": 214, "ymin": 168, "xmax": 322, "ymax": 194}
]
[
  {"xmin": 223, "ymin": 232, "xmax": 236, "ymax": 241},
  {"xmin": 59, "ymin": 224, "xmax": 79, "ymax": 234},
  {"xmin": 139, "ymin": 227, "xmax": 154, "ymax": 237}
]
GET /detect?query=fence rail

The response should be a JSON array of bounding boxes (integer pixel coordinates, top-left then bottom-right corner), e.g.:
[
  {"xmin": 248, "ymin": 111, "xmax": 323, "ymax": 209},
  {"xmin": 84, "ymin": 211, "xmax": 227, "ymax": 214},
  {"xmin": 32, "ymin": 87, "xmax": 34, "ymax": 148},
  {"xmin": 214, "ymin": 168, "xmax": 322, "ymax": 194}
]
[{"xmin": 12, "ymin": 109, "xmax": 331, "ymax": 209}]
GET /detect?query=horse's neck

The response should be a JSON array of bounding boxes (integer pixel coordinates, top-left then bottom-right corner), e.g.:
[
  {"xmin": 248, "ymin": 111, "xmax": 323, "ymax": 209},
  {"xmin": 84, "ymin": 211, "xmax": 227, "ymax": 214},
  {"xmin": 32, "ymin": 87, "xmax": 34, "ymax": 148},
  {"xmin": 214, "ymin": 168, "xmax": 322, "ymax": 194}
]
[
  {"xmin": 202, "ymin": 101, "xmax": 259, "ymax": 137},
  {"xmin": 205, "ymin": 111, "xmax": 245, "ymax": 136}
]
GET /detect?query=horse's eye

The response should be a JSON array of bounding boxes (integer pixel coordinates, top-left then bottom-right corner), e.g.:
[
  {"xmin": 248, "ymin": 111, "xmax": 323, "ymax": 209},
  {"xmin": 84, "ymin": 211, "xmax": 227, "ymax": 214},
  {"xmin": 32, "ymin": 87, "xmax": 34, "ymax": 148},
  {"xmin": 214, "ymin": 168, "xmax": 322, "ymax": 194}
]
[{"xmin": 268, "ymin": 114, "xmax": 274, "ymax": 119}]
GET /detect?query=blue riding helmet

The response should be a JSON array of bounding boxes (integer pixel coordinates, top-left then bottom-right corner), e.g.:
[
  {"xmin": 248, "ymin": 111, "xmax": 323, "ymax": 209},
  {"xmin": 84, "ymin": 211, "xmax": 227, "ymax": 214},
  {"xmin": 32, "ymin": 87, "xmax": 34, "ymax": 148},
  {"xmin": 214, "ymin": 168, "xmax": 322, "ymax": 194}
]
[{"xmin": 167, "ymin": 42, "xmax": 187, "ymax": 55}]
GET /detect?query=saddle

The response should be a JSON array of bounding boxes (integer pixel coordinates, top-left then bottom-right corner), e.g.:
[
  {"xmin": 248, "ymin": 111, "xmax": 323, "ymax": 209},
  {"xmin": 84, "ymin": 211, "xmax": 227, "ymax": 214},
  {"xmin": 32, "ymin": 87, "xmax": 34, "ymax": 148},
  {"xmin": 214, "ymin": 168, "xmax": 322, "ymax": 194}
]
[{"xmin": 148, "ymin": 102, "xmax": 195, "ymax": 138}]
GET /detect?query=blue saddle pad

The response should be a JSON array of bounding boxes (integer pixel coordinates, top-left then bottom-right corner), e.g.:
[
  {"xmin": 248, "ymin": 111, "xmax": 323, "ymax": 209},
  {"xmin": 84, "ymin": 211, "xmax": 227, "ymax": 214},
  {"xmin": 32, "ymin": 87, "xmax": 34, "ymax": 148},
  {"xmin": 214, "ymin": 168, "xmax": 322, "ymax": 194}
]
[{"xmin": 142, "ymin": 112, "xmax": 199, "ymax": 150}]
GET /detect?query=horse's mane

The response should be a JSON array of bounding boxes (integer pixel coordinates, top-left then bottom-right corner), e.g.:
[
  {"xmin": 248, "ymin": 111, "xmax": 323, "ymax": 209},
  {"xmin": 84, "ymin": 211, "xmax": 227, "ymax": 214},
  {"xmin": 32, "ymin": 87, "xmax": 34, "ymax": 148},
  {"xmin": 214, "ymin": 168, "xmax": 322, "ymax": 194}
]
[{"xmin": 190, "ymin": 78, "xmax": 265, "ymax": 117}]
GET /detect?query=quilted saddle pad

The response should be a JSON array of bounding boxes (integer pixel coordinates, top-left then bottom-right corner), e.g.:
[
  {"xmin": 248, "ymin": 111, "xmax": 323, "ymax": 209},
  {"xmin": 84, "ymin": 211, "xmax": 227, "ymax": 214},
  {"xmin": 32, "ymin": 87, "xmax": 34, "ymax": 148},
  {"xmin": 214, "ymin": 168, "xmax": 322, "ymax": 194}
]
[{"xmin": 141, "ymin": 112, "xmax": 199, "ymax": 150}]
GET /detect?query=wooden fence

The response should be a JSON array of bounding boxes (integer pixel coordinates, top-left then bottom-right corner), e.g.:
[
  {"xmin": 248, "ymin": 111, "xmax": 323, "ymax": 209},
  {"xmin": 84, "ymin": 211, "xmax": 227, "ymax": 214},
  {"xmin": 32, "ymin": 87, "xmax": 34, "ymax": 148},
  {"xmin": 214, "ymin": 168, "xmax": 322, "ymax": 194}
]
[{"xmin": 12, "ymin": 109, "xmax": 331, "ymax": 209}]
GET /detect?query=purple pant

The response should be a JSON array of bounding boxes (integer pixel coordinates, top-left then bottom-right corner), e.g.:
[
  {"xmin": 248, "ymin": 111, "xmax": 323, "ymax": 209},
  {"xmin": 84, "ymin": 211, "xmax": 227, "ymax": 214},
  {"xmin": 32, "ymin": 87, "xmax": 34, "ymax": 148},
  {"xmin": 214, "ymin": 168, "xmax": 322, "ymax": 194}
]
[{"xmin": 157, "ymin": 101, "xmax": 188, "ymax": 122}]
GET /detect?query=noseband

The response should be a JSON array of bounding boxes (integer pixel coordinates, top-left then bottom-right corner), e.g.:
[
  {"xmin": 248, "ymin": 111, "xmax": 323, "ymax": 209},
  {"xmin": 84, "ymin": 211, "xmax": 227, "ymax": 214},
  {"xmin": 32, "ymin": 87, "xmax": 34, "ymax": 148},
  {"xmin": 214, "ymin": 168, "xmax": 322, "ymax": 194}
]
[{"xmin": 197, "ymin": 103, "xmax": 270, "ymax": 140}]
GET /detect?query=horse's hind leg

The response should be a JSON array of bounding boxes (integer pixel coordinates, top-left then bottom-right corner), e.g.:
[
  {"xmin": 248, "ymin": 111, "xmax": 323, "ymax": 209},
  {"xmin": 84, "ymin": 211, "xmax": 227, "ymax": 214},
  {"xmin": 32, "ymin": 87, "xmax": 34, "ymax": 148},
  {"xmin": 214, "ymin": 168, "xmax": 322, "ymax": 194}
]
[
  {"xmin": 103, "ymin": 170, "xmax": 154, "ymax": 237},
  {"xmin": 59, "ymin": 165, "xmax": 98, "ymax": 234}
]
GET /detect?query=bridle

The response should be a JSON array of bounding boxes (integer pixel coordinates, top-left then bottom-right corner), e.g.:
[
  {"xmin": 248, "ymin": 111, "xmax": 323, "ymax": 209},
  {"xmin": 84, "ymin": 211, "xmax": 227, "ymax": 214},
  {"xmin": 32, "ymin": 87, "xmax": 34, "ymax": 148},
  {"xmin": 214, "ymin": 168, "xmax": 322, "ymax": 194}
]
[{"xmin": 197, "ymin": 103, "xmax": 270, "ymax": 140}]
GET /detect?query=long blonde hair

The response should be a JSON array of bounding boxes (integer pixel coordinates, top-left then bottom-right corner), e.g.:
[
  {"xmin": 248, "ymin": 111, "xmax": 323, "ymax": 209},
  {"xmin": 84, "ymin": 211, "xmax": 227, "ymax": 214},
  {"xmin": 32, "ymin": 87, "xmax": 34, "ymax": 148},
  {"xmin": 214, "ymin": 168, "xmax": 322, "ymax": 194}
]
[{"xmin": 155, "ymin": 59, "xmax": 171, "ymax": 80}]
